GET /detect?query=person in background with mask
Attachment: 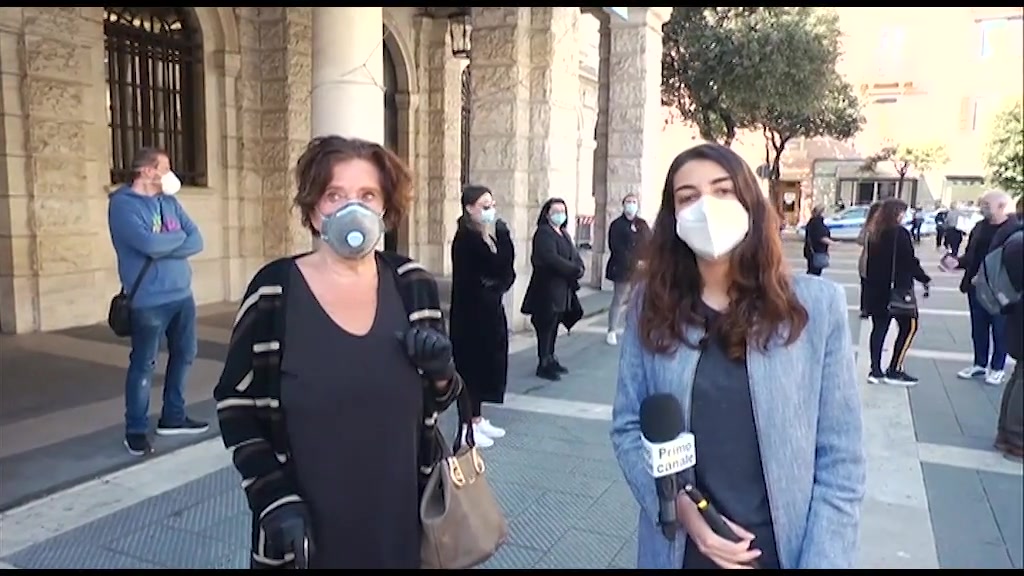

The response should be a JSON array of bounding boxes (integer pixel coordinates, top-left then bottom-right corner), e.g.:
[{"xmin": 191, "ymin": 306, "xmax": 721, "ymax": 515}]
[
  {"xmin": 996, "ymin": 195, "xmax": 1023, "ymax": 462},
  {"xmin": 944, "ymin": 202, "xmax": 966, "ymax": 256},
  {"xmin": 213, "ymin": 136, "xmax": 463, "ymax": 569},
  {"xmin": 803, "ymin": 204, "xmax": 833, "ymax": 276},
  {"xmin": 947, "ymin": 190, "xmax": 1020, "ymax": 386},
  {"xmin": 610, "ymin": 143, "xmax": 864, "ymax": 570},
  {"xmin": 449, "ymin": 185, "xmax": 516, "ymax": 448},
  {"xmin": 933, "ymin": 202, "xmax": 949, "ymax": 251},
  {"xmin": 863, "ymin": 198, "xmax": 931, "ymax": 386},
  {"xmin": 107, "ymin": 147, "xmax": 206, "ymax": 457},
  {"xmin": 604, "ymin": 193, "xmax": 651, "ymax": 346},
  {"xmin": 521, "ymin": 198, "xmax": 586, "ymax": 381}
]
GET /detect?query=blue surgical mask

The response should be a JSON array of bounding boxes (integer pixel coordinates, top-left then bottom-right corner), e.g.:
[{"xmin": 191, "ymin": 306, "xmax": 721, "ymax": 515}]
[
  {"xmin": 319, "ymin": 202, "xmax": 385, "ymax": 259},
  {"xmin": 479, "ymin": 207, "xmax": 497, "ymax": 224},
  {"xmin": 550, "ymin": 212, "xmax": 567, "ymax": 227},
  {"xmin": 624, "ymin": 202, "xmax": 638, "ymax": 217}
]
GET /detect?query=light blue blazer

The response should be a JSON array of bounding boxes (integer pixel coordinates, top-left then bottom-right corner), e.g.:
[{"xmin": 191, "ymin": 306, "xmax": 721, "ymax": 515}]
[{"xmin": 610, "ymin": 275, "xmax": 865, "ymax": 569}]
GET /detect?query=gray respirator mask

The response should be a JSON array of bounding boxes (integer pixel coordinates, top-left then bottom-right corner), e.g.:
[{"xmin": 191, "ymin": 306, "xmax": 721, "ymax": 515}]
[{"xmin": 319, "ymin": 202, "xmax": 385, "ymax": 259}]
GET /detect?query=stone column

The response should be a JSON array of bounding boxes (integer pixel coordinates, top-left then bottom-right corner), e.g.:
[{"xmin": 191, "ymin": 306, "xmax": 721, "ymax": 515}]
[
  {"xmin": 311, "ymin": 7, "xmax": 385, "ymax": 143},
  {"xmin": 257, "ymin": 7, "xmax": 313, "ymax": 259},
  {"xmin": 591, "ymin": 7, "xmax": 670, "ymax": 289},
  {"xmin": 468, "ymin": 7, "xmax": 533, "ymax": 331},
  {"xmin": 528, "ymin": 7, "xmax": 581, "ymax": 216},
  {"xmin": 0, "ymin": 8, "xmax": 110, "ymax": 332},
  {"xmin": 411, "ymin": 16, "xmax": 461, "ymax": 276}
]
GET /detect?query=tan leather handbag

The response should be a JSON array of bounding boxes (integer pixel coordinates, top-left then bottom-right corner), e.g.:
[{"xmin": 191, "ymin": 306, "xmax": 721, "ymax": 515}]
[{"xmin": 420, "ymin": 408, "xmax": 508, "ymax": 569}]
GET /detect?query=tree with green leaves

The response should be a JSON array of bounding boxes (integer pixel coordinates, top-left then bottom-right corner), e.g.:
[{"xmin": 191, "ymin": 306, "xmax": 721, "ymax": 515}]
[
  {"xmin": 984, "ymin": 99, "xmax": 1023, "ymax": 197},
  {"xmin": 862, "ymin": 143, "xmax": 949, "ymax": 205},
  {"xmin": 661, "ymin": 7, "xmax": 789, "ymax": 146}
]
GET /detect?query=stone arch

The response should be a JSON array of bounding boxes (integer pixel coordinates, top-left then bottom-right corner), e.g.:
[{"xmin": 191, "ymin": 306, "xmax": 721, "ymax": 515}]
[
  {"xmin": 190, "ymin": 7, "xmax": 240, "ymax": 54},
  {"xmin": 382, "ymin": 13, "xmax": 417, "ymax": 95}
]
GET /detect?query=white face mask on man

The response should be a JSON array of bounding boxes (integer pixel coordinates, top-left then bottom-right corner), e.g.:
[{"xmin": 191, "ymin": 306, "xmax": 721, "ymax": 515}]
[
  {"xmin": 674, "ymin": 196, "xmax": 750, "ymax": 260},
  {"xmin": 161, "ymin": 171, "xmax": 182, "ymax": 195}
]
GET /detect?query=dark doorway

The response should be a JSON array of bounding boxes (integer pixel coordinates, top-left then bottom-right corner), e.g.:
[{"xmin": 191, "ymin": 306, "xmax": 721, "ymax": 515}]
[{"xmin": 383, "ymin": 35, "xmax": 400, "ymax": 253}]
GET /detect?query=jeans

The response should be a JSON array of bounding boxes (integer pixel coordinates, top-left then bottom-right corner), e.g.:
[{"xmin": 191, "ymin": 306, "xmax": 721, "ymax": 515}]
[
  {"xmin": 967, "ymin": 291, "xmax": 1008, "ymax": 371},
  {"xmin": 125, "ymin": 296, "xmax": 198, "ymax": 434},
  {"xmin": 869, "ymin": 312, "xmax": 919, "ymax": 374},
  {"xmin": 607, "ymin": 281, "xmax": 631, "ymax": 333}
]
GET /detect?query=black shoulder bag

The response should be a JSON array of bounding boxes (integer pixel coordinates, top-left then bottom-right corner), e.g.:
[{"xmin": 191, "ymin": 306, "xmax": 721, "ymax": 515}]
[
  {"xmin": 107, "ymin": 258, "xmax": 155, "ymax": 337},
  {"xmin": 887, "ymin": 229, "xmax": 918, "ymax": 316}
]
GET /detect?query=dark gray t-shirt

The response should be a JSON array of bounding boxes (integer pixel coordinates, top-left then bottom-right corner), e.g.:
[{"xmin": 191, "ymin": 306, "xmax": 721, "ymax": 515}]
[{"xmin": 683, "ymin": 302, "xmax": 780, "ymax": 569}]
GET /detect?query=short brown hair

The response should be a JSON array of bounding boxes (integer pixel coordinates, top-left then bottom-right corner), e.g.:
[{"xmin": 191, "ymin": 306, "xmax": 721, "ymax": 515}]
[
  {"xmin": 130, "ymin": 147, "xmax": 168, "ymax": 180},
  {"xmin": 293, "ymin": 136, "xmax": 412, "ymax": 232}
]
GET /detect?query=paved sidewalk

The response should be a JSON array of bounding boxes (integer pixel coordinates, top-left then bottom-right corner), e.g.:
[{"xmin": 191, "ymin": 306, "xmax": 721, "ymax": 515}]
[{"xmin": 0, "ymin": 243, "xmax": 1020, "ymax": 569}]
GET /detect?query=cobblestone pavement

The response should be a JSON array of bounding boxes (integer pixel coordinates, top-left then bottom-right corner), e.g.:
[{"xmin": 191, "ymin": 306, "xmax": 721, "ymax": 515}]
[{"xmin": 0, "ymin": 241, "xmax": 1019, "ymax": 569}]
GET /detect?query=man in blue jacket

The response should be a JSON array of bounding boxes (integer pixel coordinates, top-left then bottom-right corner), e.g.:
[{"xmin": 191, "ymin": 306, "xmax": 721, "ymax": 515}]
[
  {"xmin": 108, "ymin": 147, "xmax": 207, "ymax": 456},
  {"xmin": 995, "ymin": 197, "xmax": 1023, "ymax": 462}
]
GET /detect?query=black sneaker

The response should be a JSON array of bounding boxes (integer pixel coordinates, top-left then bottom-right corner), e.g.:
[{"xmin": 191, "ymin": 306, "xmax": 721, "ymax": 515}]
[
  {"xmin": 536, "ymin": 363, "xmax": 561, "ymax": 382},
  {"xmin": 552, "ymin": 356, "xmax": 569, "ymax": 375},
  {"xmin": 867, "ymin": 370, "xmax": 885, "ymax": 384},
  {"xmin": 124, "ymin": 433, "xmax": 153, "ymax": 456},
  {"xmin": 884, "ymin": 370, "xmax": 919, "ymax": 387},
  {"xmin": 156, "ymin": 417, "xmax": 210, "ymax": 436}
]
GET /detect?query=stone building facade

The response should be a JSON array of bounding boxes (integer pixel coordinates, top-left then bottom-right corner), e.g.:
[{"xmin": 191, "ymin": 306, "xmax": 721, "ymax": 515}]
[{"xmin": 0, "ymin": 7, "xmax": 670, "ymax": 333}]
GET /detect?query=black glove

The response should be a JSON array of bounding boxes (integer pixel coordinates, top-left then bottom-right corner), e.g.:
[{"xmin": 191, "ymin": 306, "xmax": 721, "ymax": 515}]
[
  {"xmin": 261, "ymin": 503, "xmax": 313, "ymax": 569},
  {"xmin": 397, "ymin": 327, "xmax": 455, "ymax": 382}
]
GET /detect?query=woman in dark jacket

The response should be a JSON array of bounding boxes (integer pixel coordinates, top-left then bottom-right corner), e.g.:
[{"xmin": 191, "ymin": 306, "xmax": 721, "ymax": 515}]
[
  {"xmin": 449, "ymin": 185, "xmax": 516, "ymax": 448},
  {"xmin": 803, "ymin": 204, "xmax": 833, "ymax": 276},
  {"xmin": 864, "ymin": 198, "xmax": 931, "ymax": 387},
  {"xmin": 604, "ymin": 193, "xmax": 651, "ymax": 346},
  {"xmin": 521, "ymin": 198, "xmax": 585, "ymax": 381}
]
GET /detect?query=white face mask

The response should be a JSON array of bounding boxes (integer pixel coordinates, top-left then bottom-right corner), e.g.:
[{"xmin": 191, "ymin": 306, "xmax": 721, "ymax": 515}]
[
  {"xmin": 675, "ymin": 196, "xmax": 750, "ymax": 260},
  {"xmin": 161, "ymin": 171, "xmax": 182, "ymax": 195}
]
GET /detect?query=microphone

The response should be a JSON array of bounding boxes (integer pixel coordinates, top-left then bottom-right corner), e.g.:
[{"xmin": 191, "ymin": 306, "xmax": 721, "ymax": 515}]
[{"xmin": 639, "ymin": 393, "xmax": 697, "ymax": 541}]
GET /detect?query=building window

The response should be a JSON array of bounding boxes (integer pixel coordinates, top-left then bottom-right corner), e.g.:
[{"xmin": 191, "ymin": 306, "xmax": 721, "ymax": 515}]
[
  {"xmin": 877, "ymin": 26, "xmax": 905, "ymax": 73},
  {"xmin": 978, "ymin": 16, "xmax": 1024, "ymax": 59},
  {"xmin": 104, "ymin": 7, "xmax": 205, "ymax": 186}
]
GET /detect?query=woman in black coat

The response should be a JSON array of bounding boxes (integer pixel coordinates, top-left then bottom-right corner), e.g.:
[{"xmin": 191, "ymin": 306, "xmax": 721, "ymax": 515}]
[
  {"xmin": 449, "ymin": 185, "xmax": 516, "ymax": 448},
  {"xmin": 521, "ymin": 198, "xmax": 585, "ymax": 381}
]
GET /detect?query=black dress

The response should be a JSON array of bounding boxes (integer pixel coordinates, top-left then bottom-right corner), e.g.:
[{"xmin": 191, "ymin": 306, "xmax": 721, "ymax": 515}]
[{"xmin": 280, "ymin": 260, "xmax": 423, "ymax": 569}]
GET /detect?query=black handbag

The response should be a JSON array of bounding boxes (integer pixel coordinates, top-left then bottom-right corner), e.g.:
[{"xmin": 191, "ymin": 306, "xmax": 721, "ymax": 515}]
[
  {"xmin": 107, "ymin": 258, "xmax": 154, "ymax": 337},
  {"xmin": 886, "ymin": 231, "xmax": 918, "ymax": 316},
  {"xmin": 804, "ymin": 228, "xmax": 830, "ymax": 269}
]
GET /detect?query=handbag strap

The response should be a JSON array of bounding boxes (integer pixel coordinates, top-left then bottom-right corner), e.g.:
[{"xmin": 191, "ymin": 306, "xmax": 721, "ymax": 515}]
[
  {"xmin": 125, "ymin": 258, "xmax": 155, "ymax": 302},
  {"xmin": 889, "ymin": 227, "xmax": 899, "ymax": 290}
]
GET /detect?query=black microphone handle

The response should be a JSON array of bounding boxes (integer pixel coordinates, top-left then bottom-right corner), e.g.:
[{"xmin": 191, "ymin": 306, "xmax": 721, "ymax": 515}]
[
  {"xmin": 682, "ymin": 483, "xmax": 760, "ymax": 569},
  {"xmin": 656, "ymin": 474, "xmax": 678, "ymax": 540}
]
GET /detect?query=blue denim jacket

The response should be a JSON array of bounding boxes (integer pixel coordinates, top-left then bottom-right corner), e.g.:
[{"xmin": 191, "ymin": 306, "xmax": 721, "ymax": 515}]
[{"xmin": 610, "ymin": 275, "xmax": 865, "ymax": 569}]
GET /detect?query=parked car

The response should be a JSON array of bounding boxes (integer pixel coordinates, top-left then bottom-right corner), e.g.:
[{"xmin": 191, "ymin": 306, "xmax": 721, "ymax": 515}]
[{"xmin": 796, "ymin": 204, "xmax": 937, "ymax": 241}]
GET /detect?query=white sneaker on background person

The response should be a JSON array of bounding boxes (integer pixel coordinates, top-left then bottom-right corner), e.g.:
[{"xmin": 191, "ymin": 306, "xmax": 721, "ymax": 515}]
[
  {"xmin": 985, "ymin": 370, "xmax": 1006, "ymax": 386},
  {"xmin": 606, "ymin": 332, "xmax": 618, "ymax": 346},
  {"xmin": 477, "ymin": 418, "xmax": 506, "ymax": 439},
  {"xmin": 462, "ymin": 424, "xmax": 494, "ymax": 448},
  {"xmin": 957, "ymin": 365, "xmax": 987, "ymax": 379}
]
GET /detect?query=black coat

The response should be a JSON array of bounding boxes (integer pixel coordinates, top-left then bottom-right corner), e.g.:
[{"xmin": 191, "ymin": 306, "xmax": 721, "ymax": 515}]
[
  {"xmin": 605, "ymin": 215, "xmax": 651, "ymax": 283},
  {"xmin": 863, "ymin": 226, "xmax": 931, "ymax": 314},
  {"xmin": 521, "ymin": 215, "xmax": 585, "ymax": 322},
  {"xmin": 1002, "ymin": 229, "xmax": 1023, "ymax": 361},
  {"xmin": 449, "ymin": 218, "xmax": 515, "ymax": 404}
]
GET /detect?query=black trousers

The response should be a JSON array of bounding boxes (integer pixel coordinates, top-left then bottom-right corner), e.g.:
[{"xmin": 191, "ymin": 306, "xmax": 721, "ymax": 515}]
[
  {"xmin": 531, "ymin": 313, "xmax": 560, "ymax": 361},
  {"xmin": 859, "ymin": 277, "xmax": 868, "ymax": 312},
  {"xmin": 998, "ymin": 362, "xmax": 1024, "ymax": 448},
  {"xmin": 946, "ymin": 229, "xmax": 964, "ymax": 256},
  {"xmin": 466, "ymin": 388, "xmax": 483, "ymax": 419},
  {"xmin": 806, "ymin": 260, "xmax": 823, "ymax": 276},
  {"xmin": 935, "ymin": 226, "xmax": 946, "ymax": 249},
  {"xmin": 869, "ymin": 312, "xmax": 919, "ymax": 374}
]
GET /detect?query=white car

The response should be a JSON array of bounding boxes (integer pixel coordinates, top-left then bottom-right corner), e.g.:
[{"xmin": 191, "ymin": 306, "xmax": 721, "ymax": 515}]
[{"xmin": 797, "ymin": 205, "xmax": 937, "ymax": 241}]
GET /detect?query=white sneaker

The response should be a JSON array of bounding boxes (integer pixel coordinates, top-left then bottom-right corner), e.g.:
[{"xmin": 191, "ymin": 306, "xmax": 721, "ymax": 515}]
[
  {"xmin": 606, "ymin": 332, "xmax": 618, "ymax": 346},
  {"xmin": 985, "ymin": 370, "xmax": 1006, "ymax": 386},
  {"xmin": 957, "ymin": 365, "xmax": 987, "ymax": 379},
  {"xmin": 463, "ymin": 424, "xmax": 494, "ymax": 448},
  {"xmin": 477, "ymin": 419, "xmax": 506, "ymax": 439}
]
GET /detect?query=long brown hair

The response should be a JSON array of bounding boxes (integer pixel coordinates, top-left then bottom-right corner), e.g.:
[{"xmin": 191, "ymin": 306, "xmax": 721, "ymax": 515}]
[
  {"xmin": 637, "ymin": 144, "xmax": 808, "ymax": 360},
  {"xmin": 861, "ymin": 200, "xmax": 884, "ymax": 240},
  {"xmin": 868, "ymin": 198, "xmax": 908, "ymax": 242}
]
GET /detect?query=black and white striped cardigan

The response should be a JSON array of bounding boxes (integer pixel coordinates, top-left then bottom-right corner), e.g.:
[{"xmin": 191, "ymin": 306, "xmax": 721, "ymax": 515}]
[{"xmin": 212, "ymin": 252, "xmax": 462, "ymax": 567}]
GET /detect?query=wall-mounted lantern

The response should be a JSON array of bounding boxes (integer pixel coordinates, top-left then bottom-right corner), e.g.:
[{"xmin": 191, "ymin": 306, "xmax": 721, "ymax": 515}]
[{"xmin": 448, "ymin": 10, "xmax": 471, "ymax": 60}]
